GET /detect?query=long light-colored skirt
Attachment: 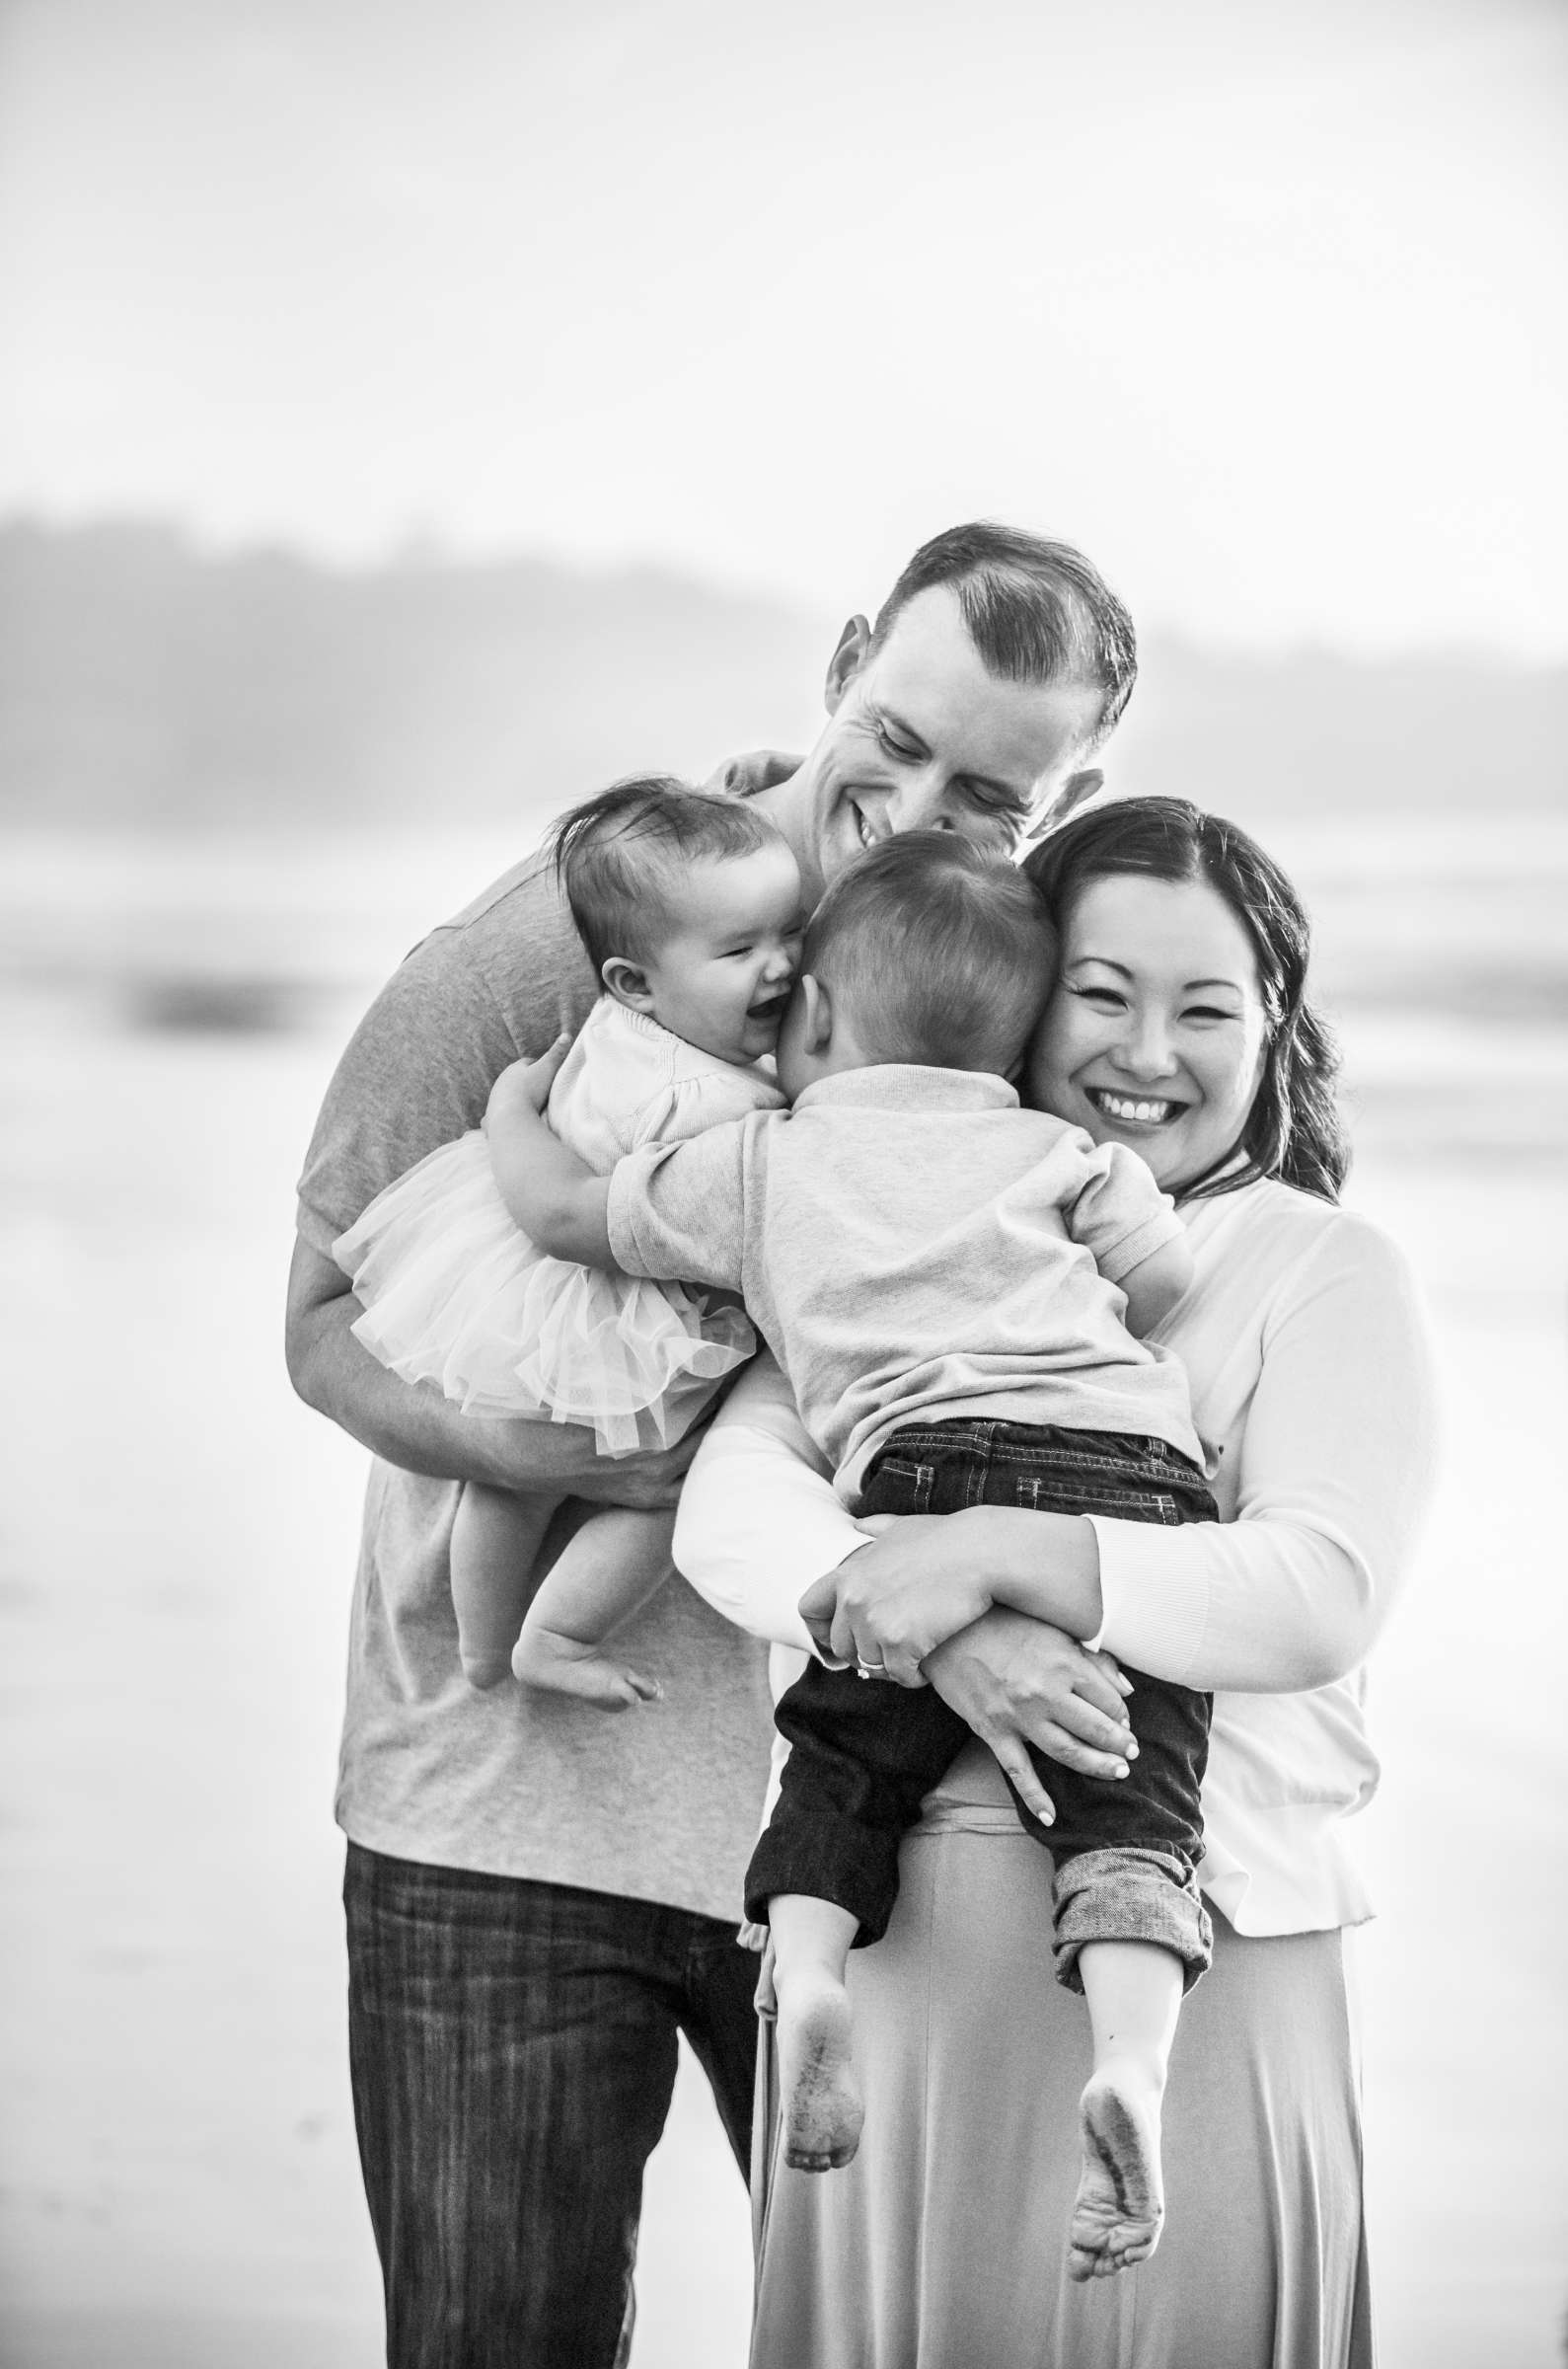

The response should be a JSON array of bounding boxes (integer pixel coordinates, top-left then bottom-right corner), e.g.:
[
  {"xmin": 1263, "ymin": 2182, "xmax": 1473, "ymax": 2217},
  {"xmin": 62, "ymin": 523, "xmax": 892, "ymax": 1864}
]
[{"xmin": 751, "ymin": 1816, "xmax": 1373, "ymax": 2369}]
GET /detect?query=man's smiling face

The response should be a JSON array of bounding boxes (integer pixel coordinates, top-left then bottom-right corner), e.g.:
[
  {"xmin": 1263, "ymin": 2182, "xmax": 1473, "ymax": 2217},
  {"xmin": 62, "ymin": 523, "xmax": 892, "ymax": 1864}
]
[{"xmin": 795, "ymin": 585, "xmax": 1106, "ymax": 898}]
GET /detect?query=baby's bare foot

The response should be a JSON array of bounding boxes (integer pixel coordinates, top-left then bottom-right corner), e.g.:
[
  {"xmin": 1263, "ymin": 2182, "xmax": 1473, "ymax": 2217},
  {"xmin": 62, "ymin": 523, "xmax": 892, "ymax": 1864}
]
[
  {"xmin": 511, "ymin": 1626, "xmax": 661, "ymax": 1710},
  {"xmin": 778, "ymin": 1972, "xmax": 863, "ymax": 2173},
  {"xmin": 1067, "ymin": 2068, "xmax": 1164, "ymax": 2282},
  {"xmin": 461, "ymin": 1649, "xmax": 516, "ymax": 1691}
]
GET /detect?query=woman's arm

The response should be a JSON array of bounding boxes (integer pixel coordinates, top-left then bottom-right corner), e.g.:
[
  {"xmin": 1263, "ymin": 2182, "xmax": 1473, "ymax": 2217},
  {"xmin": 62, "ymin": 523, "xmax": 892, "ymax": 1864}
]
[
  {"xmin": 1089, "ymin": 1213, "xmax": 1439, "ymax": 1692},
  {"xmin": 672, "ymin": 1356, "xmax": 1137, "ymax": 1801},
  {"xmin": 827, "ymin": 1213, "xmax": 1439, "ymax": 1696}
]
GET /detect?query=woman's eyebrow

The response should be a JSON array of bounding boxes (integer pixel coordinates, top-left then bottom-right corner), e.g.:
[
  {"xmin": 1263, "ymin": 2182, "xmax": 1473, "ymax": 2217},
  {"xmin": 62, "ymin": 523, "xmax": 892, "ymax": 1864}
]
[
  {"xmin": 1182, "ymin": 976, "xmax": 1245, "ymax": 995},
  {"xmin": 1066, "ymin": 954, "xmax": 1133, "ymax": 977}
]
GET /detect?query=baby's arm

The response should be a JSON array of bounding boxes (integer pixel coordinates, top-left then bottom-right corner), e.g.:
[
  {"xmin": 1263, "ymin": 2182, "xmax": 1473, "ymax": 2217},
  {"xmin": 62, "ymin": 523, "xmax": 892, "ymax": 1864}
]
[
  {"xmin": 1117, "ymin": 1234, "xmax": 1194, "ymax": 1337},
  {"xmin": 485, "ymin": 1036, "xmax": 619, "ymax": 1266}
]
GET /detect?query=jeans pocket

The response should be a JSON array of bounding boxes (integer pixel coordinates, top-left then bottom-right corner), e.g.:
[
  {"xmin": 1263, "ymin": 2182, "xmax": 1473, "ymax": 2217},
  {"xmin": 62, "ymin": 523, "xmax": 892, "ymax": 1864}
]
[{"xmin": 873, "ymin": 1457, "xmax": 935, "ymax": 1514}]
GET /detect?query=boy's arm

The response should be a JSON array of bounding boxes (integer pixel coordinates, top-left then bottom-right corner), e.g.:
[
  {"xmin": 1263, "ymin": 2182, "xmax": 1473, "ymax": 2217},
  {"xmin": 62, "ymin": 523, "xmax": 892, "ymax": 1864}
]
[
  {"xmin": 1116, "ymin": 1233, "xmax": 1194, "ymax": 1337},
  {"xmin": 485, "ymin": 1037, "xmax": 618, "ymax": 1267}
]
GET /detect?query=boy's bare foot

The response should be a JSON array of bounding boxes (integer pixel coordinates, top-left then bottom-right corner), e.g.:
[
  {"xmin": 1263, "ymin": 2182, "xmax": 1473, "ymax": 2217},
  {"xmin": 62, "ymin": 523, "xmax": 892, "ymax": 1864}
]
[
  {"xmin": 461, "ymin": 1649, "xmax": 517, "ymax": 1691},
  {"xmin": 511, "ymin": 1626, "xmax": 661, "ymax": 1710},
  {"xmin": 777, "ymin": 1970, "xmax": 863, "ymax": 2172},
  {"xmin": 1067, "ymin": 2067, "xmax": 1165, "ymax": 2281}
]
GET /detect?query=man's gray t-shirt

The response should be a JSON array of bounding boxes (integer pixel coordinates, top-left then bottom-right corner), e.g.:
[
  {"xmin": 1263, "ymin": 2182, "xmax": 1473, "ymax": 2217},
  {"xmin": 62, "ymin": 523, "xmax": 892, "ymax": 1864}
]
[{"xmin": 294, "ymin": 759, "xmax": 785, "ymax": 1919}]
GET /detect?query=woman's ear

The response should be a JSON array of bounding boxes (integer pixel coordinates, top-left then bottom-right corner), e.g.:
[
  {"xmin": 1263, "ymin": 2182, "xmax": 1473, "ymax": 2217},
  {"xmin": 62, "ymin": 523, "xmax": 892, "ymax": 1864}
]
[
  {"xmin": 600, "ymin": 956, "xmax": 656, "ymax": 1013},
  {"xmin": 824, "ymin": 616, "xmax": 871, "ymax": 715}
]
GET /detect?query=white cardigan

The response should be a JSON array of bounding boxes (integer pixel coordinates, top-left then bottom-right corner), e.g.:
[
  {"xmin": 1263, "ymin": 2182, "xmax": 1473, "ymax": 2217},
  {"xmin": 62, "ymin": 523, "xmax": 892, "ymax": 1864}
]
[{"xmin": 673, "ymin": 1176, "xmax": 1440, "ymax": 1937}]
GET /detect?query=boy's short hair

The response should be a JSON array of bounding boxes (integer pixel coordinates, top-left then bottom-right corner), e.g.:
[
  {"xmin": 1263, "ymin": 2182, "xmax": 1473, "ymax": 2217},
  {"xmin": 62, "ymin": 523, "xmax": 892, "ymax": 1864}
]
[
  {"xmin": 550, "ymin": 776, "xmax": 784, "ymax": 975},
  {"xmin": 872, "ymin": 522, "xmax": 1137, "ymax": 751},
  {"xmin": 804, "ymin": 833, "xmax": 1057, "ymax": 1078}
]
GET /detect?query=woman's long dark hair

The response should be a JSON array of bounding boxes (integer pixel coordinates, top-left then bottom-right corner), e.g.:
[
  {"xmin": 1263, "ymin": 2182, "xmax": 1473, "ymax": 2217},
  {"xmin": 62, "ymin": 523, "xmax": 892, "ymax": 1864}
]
[{"xmin": 1023, "ymin": 797, "xmax": 1349, "ymax": 1203}]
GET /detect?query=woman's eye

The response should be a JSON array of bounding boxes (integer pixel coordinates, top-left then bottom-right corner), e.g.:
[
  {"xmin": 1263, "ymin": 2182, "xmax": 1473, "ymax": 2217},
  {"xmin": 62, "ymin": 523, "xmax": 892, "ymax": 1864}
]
[
  {"xmin": 1184, "ymin": 1005, "xmax": 1232, "ymax": 1024},
  {"xmin": 1073, "ymin": 985, "xmax": 1125, "ymax": 1009}
]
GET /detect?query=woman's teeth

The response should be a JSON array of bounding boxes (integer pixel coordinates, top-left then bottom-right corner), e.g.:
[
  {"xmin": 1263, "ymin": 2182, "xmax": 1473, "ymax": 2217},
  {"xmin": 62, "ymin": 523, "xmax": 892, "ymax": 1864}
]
[{"xmin": 1091, "ymin": 1090, "xmax": 1178, "ymax": 1124}]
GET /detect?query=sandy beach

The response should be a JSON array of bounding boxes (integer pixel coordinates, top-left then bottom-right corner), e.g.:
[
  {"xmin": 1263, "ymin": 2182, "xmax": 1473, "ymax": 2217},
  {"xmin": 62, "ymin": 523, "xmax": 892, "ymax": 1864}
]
[{"xmin": 2, "ymin": 836, "xmax": 1565, "ymax": 2365}]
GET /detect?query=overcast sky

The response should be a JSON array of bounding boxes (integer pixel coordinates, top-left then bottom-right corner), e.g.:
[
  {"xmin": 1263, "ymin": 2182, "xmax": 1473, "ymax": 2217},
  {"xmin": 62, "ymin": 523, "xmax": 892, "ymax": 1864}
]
[{"xmin": 2, "ymin": 0, "xmax": 1564, "ymax": 656}]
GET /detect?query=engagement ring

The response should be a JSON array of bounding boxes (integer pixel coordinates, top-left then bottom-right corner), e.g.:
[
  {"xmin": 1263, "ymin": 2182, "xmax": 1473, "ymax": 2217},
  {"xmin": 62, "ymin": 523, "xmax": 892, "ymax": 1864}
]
[{"xmin": 855, "ymin": 1659, "xmax": 886, "ymax": 1680}]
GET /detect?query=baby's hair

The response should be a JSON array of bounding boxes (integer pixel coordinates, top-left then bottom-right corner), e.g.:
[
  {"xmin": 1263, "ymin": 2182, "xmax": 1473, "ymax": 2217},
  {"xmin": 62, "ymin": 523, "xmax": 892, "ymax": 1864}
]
[
  {"xmin": 804, "ymin": 833, "xmax": 1057, "ymax": 1077},
  {"xmin": 549, "ymin": 777, "xmax": 784, "ymax": 976}
]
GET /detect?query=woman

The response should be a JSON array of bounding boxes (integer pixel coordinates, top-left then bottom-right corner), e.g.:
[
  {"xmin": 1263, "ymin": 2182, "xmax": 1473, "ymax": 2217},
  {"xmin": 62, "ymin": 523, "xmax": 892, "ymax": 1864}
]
[{"xmin": 673, "ymin": 798, "xmax": 1439, "ymax": 2368}]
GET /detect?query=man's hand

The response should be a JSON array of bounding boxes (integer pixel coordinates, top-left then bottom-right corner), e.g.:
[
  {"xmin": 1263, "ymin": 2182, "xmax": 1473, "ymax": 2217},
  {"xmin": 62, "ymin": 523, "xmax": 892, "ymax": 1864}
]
[{"xmin": 924, "ymin": 1609, "xmax": 1136, "ymax": 1828}]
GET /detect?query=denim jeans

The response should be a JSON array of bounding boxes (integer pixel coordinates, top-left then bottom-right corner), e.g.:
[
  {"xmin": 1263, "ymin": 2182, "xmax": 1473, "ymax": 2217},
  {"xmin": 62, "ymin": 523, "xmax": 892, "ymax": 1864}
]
[
  {"xmin": 343, "ymin": 1844, "xmax": 760, "ymax": 2368},
  {"xmin": 744, "ymin": 1419, "xmax": 1217, "ymax": 1990}
]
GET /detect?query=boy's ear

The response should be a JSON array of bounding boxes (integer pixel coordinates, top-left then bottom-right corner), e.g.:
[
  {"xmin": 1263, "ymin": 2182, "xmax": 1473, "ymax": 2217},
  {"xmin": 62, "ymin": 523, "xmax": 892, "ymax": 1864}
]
[
  {"xmin": 824, "ymin": 615, "xmax": 871, "ymax": 715},
  {"xmin": 797, "ymin": 972, "xmax": 835, "ymax": 1051},
  {"xmin": 1028, "ymin": 768, "xmax": 1104, "ymax": 841},
  {"xmin": 601, "ymin": 956, "xmax": 656, "ymax": 1013}
]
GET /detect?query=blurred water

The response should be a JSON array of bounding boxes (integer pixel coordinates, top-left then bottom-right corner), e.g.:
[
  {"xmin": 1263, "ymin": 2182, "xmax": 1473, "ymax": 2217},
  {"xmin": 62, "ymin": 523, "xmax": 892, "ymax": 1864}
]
[{"xmin": 1, "ymin": 822, "xmax": 1565, "ymax": 2367}]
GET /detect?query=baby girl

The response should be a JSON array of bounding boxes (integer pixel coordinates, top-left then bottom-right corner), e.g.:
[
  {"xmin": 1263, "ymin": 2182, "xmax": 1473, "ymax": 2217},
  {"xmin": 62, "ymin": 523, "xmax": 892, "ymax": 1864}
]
[{"xmin": 334, "ymin": 777, "xmax": 804, "ymax": 1701}]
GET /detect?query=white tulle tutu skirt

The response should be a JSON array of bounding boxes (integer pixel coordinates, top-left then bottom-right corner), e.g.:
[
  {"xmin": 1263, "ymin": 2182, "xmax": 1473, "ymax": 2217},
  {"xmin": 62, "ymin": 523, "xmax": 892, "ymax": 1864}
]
[{"xmin": 334, "ymin": 1131, "xmax": 756, "ymax": 1457}]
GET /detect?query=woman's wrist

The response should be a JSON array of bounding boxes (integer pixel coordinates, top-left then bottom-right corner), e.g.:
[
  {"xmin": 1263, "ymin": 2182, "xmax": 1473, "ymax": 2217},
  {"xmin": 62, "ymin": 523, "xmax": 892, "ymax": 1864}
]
[{"xmin": 961, "ymin": 1503, "xmax": 1105, "ymax": 1642}]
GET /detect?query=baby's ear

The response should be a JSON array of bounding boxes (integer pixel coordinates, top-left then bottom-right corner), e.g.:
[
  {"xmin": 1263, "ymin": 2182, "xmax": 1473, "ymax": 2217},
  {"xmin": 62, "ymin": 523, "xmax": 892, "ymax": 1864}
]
[{"xmin": 601, "ymin": 956, "xmax": 656, "ymax": 1013}]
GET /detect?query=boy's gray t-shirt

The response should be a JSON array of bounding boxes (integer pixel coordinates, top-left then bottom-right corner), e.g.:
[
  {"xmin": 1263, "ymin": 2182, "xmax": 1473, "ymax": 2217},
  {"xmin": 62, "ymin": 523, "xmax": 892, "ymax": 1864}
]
[{"xmin": 294, "ymin": 760, "xmax": 784, "ymax": 1919}]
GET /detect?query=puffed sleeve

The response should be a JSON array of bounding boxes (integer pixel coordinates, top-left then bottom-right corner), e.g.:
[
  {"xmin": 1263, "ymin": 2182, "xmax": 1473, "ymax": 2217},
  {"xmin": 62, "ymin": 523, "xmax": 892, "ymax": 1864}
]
[
  {"xmin": 626, "ymin": 1062, "xmax": 785, "ymax": 1150},
  {"xmin": 672, "ymin": 1353, "xmax": 863, "ymax": 1651},
  {"xmin": 1091, "ymin": 1214, "xmax": 1440, "ymax": 1692}
]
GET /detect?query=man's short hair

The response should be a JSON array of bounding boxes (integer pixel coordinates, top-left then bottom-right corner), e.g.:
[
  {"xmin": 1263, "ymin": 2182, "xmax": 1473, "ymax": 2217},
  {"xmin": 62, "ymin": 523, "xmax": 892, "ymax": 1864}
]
[
  {"xmin": 871, "ymin": 521, "xmax": 1137, "ymax": 750},
  {"xmin": 804, "ymin": 833, "xmax": 1057, "ymax": 1077},
  {"xmin": 549, "ymin": 776, "xmax": 783, "ymax": 975}
]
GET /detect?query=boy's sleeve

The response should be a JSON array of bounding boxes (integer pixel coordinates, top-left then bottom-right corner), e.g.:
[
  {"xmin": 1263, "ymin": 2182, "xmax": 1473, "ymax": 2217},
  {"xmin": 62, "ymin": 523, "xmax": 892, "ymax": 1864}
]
[
  {"xmin": 606, "ymin": 1119, "xmax": 754, "ymax": 1290},
  {"xmin": 1062, "ymin": 1137, "xmax": 1185, "ymax": 1283}
]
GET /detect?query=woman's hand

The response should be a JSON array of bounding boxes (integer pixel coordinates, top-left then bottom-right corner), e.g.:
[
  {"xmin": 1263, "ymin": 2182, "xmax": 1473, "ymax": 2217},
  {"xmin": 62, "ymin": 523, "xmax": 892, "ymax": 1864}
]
[
  {"xmin": 799, "ymin": 1521, "xmax": 994, "ymax": 1684},
  {"xmin": 924, "ymin": 1610, "xmax": 1136, "ymax": 1828}
]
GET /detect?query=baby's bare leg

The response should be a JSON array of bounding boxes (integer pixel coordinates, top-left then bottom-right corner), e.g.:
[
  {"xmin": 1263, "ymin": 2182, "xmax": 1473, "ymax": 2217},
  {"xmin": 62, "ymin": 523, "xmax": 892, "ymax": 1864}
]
[
  {"xmin": 511, "ymin": 1505, "xmax": 674, "ymax": 1710},
  {"xmin": 1067, "ymin": 1940, "xmax": 1183, "ymax": 2282},
  {"xmin": 769, "ymin": 1895, "xmax": 864, "ymax": 2174},
  {"xmin": 450, "ymin": 1483, "xmax": 561, "ymax": 1691}
]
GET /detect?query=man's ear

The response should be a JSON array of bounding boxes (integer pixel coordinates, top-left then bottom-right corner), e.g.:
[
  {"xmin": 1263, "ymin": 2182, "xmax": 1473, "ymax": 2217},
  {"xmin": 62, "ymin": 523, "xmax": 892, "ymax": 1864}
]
[
  {"xmin": 1027, "ymin": 769, "xmax": 1104, "ymax": 841},
  {"xmin": 824, "ymin": 615, "xmax": 871, "ymax": 715},
  {"xmin": 600, "ymin": 956, "xmax": 656, "ymax": 1013},
  {"xmin": 797, "ymin": 972, "xmax": 835, "ymax": 1052}
]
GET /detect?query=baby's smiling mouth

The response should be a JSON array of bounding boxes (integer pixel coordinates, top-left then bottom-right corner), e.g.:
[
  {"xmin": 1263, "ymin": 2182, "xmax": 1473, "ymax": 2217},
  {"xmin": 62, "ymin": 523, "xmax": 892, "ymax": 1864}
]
[
  {"xmin": 1087, "ymin": 1087, "xmax": 1184, "ymax": 1126},
  {"xmin": 747, "ymin": 987, "xmax": 791, "ymax": 1024}
]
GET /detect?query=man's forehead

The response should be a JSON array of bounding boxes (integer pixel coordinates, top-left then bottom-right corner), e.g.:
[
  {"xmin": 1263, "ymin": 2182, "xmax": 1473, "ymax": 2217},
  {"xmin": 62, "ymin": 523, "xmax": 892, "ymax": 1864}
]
[{"xmin": 868, "ymin": 595, "xmax": 1103, "ymax": 784}]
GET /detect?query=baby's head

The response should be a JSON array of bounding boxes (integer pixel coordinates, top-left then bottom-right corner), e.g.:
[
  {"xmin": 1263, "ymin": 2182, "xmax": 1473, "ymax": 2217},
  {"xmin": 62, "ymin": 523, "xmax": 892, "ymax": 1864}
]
[
  {"xmin": 777, "ymin": 832, "xmax": 1057, "ymax": 1099},
  {"xmin": 551, "ymin": 777, "xmax": 806, "ymax": 1066}
]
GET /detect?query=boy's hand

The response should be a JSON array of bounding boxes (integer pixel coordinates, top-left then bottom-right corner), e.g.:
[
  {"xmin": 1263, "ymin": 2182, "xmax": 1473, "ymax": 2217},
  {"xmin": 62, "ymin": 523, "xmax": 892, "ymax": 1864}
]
[{"xmin": 485, "ymin": 1032, "xmax": 572, "ymax": 1133}]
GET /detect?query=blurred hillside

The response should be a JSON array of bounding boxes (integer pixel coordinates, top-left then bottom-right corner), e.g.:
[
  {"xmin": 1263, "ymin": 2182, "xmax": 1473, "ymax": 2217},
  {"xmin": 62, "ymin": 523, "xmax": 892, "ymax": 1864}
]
[{"xmin": 3, "ymin": 517, "xmax": 1564, "ymax": 829}]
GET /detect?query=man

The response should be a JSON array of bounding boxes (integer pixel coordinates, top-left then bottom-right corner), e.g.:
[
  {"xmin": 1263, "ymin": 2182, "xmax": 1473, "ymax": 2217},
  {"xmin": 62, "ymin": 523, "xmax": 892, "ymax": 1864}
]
[{"xmin": 285, "ymin": 521, "xmax": 1136, "ymax": 2365}]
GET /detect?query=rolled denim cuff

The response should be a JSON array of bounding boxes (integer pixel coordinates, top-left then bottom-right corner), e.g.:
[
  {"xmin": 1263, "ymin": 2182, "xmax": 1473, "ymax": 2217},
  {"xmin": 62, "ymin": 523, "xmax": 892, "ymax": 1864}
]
[
  {"xmin": 1052, "ymin": 1846, "xmax": 1213, "ymax": 1995},
  {"xmin": 744, "ymin": 1807, "xmax": 901, "ymax": 1947}
]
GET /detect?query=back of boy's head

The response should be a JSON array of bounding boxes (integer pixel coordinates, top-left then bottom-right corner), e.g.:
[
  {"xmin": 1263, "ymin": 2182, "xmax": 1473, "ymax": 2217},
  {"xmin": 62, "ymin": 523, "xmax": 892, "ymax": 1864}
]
[
  {"xmin": 803, "ymin": 834, "xmax": 1057, "ymax": 1077},
  {"xmin": 550, "ymin": 776, "xmax": 784, "ymax": 975}
]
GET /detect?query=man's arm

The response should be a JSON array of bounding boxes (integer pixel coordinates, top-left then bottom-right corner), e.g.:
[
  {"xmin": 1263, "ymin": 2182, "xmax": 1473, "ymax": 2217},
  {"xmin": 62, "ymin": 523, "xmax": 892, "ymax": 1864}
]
[{"xmin": 285, "ymin": 1237, "xmax": 702, "ymax": 1506}]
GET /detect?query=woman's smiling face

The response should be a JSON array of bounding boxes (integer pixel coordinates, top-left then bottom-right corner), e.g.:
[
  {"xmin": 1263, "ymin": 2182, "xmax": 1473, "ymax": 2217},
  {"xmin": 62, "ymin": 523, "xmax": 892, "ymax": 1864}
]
[{"xmin": 1024, "ymin": 871, "xmax": 1270, "ymax": 1192}]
